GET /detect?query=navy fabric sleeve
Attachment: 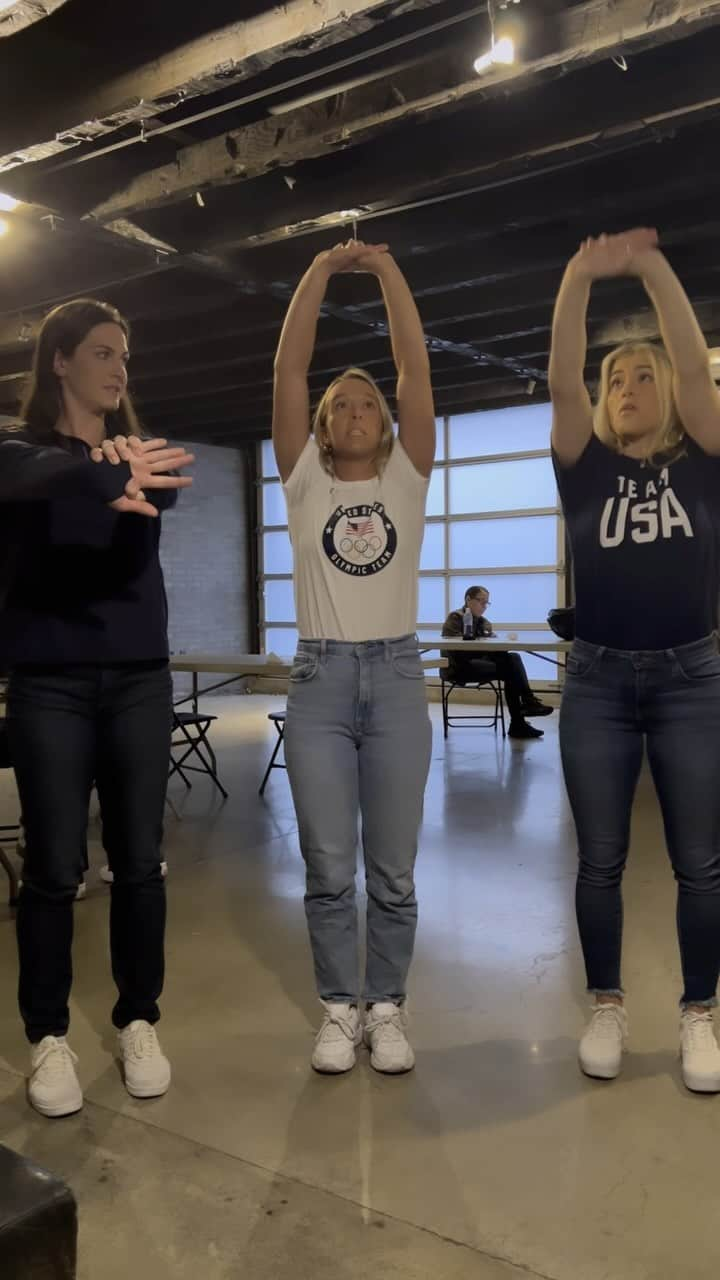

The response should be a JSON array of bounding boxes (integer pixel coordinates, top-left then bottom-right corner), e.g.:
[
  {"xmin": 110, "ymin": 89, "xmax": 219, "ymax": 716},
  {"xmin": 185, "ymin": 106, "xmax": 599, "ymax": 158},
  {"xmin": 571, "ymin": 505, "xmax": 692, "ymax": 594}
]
[
  {"xmin": 551, "ymin": 434, "xmax": 603, "ymax": 513},
  {"xmin": 0, "ymin": 434, "xmax": 131, "ymax": 504}
]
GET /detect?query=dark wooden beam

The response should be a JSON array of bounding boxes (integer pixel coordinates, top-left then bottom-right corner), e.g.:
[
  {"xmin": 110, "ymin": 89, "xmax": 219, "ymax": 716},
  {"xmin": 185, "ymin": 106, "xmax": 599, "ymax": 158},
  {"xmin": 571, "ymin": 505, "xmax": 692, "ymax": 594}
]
[
  {"xmin": 1, "ymin": 2, "xmax": 451, "ymax": 174},
  {"xmin": 89, "ymin": 0, "xmax": 720, "ymax": 225},
  {"xmin": 0, "ymin": 0, "xmax": 69, "ymax": 37}
]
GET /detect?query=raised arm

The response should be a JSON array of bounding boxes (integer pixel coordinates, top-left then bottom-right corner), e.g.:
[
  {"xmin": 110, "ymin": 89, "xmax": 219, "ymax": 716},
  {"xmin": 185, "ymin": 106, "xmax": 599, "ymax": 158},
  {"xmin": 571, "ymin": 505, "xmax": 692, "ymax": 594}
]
[
  {"xmin": 272, "ymin": 260, "xmax": 329, "ymax": 483},
  {"xmin": 358, "ymin": 252, "xmax": 435, "ymax": 477},
  {"xmin": 548, "ymin": 258, "xmax": 594, "ymax": 468},
  {"xmin": 272, "ymin": 240, "xmax": 389, "ymax": 483},
  {"xmin": 635, "ymin": 249, "xmax": 720, "ymax": 454},
  {"xmin": 549, "ymin": 228, "xmax": 659, "ymax": 467}
]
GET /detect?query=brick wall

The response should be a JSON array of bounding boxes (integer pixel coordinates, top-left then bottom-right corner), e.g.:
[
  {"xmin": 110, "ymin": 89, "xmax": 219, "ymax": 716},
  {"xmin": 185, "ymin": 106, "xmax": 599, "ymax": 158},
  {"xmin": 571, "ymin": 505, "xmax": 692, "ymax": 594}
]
[{"xmin": 159, "ymin": 442, "xmax": 253, "ymax": 696}]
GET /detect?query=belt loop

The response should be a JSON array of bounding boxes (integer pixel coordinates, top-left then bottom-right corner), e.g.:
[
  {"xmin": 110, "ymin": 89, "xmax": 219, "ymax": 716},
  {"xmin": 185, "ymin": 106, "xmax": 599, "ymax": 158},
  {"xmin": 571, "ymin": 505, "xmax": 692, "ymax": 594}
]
[
  {"xmin": 320, "ymin": 639, "xmax": 327, "ymax": 663},
  {"xmin": 384, "ymin": 639, "xmax": 391, "ymax": 662}
]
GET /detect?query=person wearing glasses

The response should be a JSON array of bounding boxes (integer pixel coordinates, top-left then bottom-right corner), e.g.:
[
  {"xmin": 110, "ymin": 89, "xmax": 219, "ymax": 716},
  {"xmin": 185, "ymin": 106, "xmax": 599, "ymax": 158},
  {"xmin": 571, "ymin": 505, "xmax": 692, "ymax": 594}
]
[{"xmin": 442, "ymin": 585, "xmax": 553, "ymax": 739}]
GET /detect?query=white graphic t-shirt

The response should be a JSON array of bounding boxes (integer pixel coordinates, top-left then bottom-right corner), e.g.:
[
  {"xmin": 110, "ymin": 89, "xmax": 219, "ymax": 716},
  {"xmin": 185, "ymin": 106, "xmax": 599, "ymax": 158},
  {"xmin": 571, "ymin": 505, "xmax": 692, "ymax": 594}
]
[
  {"xmin": 283, "ymin": 437, "xmax": 429, "ymax": 641},
  {"xmin": 554, "ymin": 434, "xmax": 720, "ymax": 648}
]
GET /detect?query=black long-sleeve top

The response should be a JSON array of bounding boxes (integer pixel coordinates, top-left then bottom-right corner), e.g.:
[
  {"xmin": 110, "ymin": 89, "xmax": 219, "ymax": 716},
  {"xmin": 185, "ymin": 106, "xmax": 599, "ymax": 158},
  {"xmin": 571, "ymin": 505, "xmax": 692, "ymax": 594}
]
[{"xmin": 0, "ymin": 429, "xmax": 176, "ymax": 666}]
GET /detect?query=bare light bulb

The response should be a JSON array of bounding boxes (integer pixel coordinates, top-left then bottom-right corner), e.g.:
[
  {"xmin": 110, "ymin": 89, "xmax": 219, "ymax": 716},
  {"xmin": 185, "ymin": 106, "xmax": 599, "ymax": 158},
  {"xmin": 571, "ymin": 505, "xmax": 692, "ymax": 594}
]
[
  {"xmin": 0, "ymin": 193, "xmax": 19, "ymax": 212},
  {"xmin": 474, "ymin": 36, "xmax": 515, "ymax": 74}
]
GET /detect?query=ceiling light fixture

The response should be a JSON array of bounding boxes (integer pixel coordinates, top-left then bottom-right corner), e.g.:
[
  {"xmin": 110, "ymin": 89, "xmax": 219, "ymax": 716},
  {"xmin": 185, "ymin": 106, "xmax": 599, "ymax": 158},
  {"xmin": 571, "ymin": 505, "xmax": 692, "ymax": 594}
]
[
  {"xmin": 474, "ymin": 35, "xmax": 515, "ymax": 73},
  {"xmin": 0, "ymin": 193, "xmax": 19, "ymax": 212},
  {"xmin": 474, "ymin": 0, "xmax": 518, "ymax": 75}
]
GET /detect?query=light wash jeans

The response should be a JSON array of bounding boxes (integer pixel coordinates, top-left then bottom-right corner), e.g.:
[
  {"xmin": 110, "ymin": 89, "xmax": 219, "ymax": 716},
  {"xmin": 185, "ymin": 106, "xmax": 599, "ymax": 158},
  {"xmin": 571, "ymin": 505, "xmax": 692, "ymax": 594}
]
[{"xmin": 284, "ymin": 635, "xmax": 432, "ymax": 1004}]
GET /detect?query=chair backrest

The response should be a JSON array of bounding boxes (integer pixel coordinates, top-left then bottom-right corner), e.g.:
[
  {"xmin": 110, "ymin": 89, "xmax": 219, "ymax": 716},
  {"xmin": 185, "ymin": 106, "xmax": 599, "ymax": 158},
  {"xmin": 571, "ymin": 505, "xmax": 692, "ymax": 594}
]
[{"xmin": 547, "ymin": 606, "xmax": 575, "ymax": 641}]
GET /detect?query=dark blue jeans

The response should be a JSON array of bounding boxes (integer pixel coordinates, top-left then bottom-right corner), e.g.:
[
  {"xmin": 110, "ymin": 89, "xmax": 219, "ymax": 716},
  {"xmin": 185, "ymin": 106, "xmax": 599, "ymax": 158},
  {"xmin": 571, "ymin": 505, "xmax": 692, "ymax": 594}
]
[
  {"xmin": 559, "ymin": 635, "xmax": 720, "ymax": 1007},
  {"xmin": 7, "ymin": 662, "xmax": 172, "ymax": 1042}
]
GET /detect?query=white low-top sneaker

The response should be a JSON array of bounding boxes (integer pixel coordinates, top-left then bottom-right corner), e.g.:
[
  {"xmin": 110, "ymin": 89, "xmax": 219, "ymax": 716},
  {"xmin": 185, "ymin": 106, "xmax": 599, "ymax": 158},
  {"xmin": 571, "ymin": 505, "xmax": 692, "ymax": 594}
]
[
  {"xmin": 28, "ymin": 1037, "xmax": 83, "ymax": 1118},
  {"xmin": 118, "ymin": 1021, "xmax": 171, "ymax": 1098},
  {"xmin": 680, "ymin": 1010, "xmax": 720, "ymax": 1093},
  {"xmin": 578, "ymin": 1003, "xmax": 628, "ymax": 1079}
]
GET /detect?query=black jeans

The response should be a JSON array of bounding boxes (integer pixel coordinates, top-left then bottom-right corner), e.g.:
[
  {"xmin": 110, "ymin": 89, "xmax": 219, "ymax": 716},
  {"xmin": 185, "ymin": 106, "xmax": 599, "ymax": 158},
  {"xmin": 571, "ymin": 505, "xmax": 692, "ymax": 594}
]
[
  {"xmin": 560, "ymin": 635, "xmax": 720, "ymax": 1007},
  {"xmin": 7, "ymin": 662, "xmax": 172, "ymax": 1043},
  {"xmin": 453, "ymin": 652, "xmax": 533, "ymax": 721}
]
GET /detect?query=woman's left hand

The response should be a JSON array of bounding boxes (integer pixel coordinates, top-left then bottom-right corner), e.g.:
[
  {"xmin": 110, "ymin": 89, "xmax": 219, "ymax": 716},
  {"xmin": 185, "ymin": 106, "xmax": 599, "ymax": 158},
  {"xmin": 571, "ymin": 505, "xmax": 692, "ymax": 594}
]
[
  {"xmin": 90, "ymin": 435, "xmax": 156, "ymax": 502},
  {"xmin": 353, "ymin": 244, "xmax": 393, "ymax": 275},
  {"xmin": 90, "ymin": 434, "xmax": 149, "ymax": 466}
]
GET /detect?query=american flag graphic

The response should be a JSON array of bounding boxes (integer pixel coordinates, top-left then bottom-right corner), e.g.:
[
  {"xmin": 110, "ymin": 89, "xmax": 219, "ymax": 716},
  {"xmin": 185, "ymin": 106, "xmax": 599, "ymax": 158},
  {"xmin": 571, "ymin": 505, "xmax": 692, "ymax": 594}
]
[{"xmin": 346, "ymin": 516, "xmax": 375, "ymax": 537}]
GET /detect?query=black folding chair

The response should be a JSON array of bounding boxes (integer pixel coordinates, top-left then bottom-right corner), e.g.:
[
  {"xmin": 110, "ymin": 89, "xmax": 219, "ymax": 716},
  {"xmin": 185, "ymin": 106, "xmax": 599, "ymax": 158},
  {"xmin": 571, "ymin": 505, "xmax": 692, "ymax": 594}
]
[
  {"xmin": 169, "ymin": 711, "xmax": 228, "ymax": 800},
  {"xmin": 440, "ymin": 665, "xmax": 506, "ymax": 740},
  {"xmin": 258, "ymin": 710, "xmax": 286, "ymax": 796}
]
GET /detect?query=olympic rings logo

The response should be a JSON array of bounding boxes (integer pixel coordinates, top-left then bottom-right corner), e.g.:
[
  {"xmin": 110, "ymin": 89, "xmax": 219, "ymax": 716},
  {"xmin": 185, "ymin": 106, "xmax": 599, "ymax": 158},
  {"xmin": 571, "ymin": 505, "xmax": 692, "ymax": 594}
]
[{"xmin": 339, "ymin": 535, "xmax": 383, "ymax": 558}]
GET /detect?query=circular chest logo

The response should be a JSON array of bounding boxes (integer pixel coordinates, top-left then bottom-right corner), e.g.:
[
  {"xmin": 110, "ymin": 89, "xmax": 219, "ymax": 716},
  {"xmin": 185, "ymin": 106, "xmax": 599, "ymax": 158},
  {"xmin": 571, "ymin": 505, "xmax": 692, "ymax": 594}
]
[{"xmin": 322, "ymin": 502, "xmax": 398, "ymax": 576}]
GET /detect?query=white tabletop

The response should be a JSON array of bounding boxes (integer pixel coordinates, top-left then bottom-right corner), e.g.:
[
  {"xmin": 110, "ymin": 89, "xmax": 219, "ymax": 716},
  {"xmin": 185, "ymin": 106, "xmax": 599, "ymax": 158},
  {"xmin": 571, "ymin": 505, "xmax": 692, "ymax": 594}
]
[
  {"xmin": 422, "ymin": 638, "xmax": 571, "ymax": 654},
  {"xmin": 170, "ymin": 653, "xmax": 294, "ymax": 674},
  {"xmin": 170, "ymin": 652, "xmax": 446, "ymax": 674}
]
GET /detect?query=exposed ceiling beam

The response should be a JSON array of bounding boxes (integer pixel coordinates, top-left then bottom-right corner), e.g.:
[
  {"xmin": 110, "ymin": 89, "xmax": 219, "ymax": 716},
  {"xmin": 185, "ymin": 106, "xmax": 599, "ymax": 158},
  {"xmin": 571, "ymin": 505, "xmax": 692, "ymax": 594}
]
[
  {"xmin": 0, "ymin": 0, "xmax": 68, "ymax": 37},
  {"xmin": 0, "ymin": 0, "xmax": 446, "ymax": 174},
  {"xmin": 89, "ymin": 0, "xmax": 720, "ymax": 224}
]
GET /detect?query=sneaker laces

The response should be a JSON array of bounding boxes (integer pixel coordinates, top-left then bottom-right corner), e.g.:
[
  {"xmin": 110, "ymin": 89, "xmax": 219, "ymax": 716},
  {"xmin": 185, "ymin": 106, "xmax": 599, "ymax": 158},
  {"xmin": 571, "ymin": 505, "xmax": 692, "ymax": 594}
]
[
  {"xmin": 586, "ymin": 1006, "xmax": 624, "ymax": 1041},
  {"xmin": 316, "ymin": 1006, "xmax": 357, "ymax": 1045},
  {"xmin": 33, "ymin": 1038, "xmax": 78, "ymax": 1080},
  {"xmin": 365, "ymin": 1007, "xmax": 407, "ymax": 1044},
  {"xmin": 123, "ymin": 1022, "xmax": 160, "ymax": 1061},
  {"xmin": 682, "ymin": 1010, "xmax": 717, "ymax": 1052}
]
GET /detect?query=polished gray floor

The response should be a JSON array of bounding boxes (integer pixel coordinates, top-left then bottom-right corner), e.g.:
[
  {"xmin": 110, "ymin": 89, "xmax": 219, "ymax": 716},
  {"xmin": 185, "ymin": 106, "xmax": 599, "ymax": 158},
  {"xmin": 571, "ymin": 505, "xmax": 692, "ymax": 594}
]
[{"xmin": 0, "ymin": 696, "xmax": 717, "ymax": 1280}]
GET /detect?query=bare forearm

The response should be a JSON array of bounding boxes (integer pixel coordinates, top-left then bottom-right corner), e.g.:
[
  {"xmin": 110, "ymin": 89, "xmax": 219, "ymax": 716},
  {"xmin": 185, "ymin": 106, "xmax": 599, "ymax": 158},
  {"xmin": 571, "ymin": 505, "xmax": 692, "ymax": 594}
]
[
  {"xmin": 548, "ymin": 266, "xmax": 591, "ymax": 398},
  {"xmin": 376, "ymin": 257, "xmax": 429, "ymax": 375},
  {"xmin": 274, "ymin": 260, "xmax": 330, "ymax": 375},
  {"xmin": 638, "ymin": 251, "xmax": 709, "ymax": 377}
]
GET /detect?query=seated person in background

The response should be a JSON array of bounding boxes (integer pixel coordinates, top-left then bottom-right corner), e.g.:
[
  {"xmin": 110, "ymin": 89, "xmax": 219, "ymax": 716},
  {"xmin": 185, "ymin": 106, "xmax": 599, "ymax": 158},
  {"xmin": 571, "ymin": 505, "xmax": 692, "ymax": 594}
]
[{"xmin": 442, "ymin": 585, "xmax": 553, "ymax": 740}]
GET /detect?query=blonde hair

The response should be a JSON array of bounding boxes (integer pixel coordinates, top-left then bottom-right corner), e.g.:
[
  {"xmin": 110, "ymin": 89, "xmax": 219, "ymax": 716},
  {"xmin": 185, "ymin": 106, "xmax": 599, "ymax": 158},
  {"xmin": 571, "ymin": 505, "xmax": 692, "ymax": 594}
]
[
  {"xmin": 594, "ymin": 341, "xmax": 686, "ymax": 466},
  {"xmin": 313, "ymin": 367, "xmax": 395, "ymax": 476}
]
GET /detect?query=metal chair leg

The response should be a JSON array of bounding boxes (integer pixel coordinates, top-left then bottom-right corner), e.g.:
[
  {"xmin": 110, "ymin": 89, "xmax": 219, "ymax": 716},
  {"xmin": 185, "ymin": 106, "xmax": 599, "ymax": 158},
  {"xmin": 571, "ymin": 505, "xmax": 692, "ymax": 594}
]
[
  {"xmin": 0, "ymin": 845, "xmax": 19, "ymax": 907},
  {"xmin": 259, "ymin": 732, "xmax": 284, "ymax": 796}
]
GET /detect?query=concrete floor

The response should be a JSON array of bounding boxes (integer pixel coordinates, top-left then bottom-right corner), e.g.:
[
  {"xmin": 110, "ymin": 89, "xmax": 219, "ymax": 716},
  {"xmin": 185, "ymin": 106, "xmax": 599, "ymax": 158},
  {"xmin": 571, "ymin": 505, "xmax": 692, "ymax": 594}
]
[{"xmin": 0, "ymin": 695, "xmax": 718, "ymax": 1280}]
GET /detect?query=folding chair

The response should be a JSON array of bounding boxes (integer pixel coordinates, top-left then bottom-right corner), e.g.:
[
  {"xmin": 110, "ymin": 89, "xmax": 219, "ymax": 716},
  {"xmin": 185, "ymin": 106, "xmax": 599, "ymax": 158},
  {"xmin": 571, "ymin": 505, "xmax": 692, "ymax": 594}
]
[
  {"xmin": 170, "ymin": 710, "xmax": 228, "ymax": 800},
  {"xmin": 258, "ymin": 710, "xmax": 286, "ymax": 796},
  {"xmin": 440, "ymin": 665, "xmax": 506, "ymax": 740}
]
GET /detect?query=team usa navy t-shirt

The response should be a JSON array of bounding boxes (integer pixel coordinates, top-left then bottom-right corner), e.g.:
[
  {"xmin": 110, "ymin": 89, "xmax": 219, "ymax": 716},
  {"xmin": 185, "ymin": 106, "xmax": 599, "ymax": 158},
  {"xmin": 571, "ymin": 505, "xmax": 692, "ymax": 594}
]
[{"xmin": 553, "ymin": 434, "xmax": 720, "ymax": 650}]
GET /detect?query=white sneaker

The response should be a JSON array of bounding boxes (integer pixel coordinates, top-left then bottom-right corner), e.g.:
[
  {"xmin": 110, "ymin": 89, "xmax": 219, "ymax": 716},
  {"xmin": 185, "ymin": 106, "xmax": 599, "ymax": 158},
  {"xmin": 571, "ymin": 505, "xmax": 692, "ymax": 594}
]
[
  {"xmin": 680, "ymin": 1010, "xmax": 720, "ymax": 1093},
  {"xmin": 364, "ymin": 1002, "xmax": 415, "ymax": 1074},
  {"xmin": 118, "ymin": 1021, "xmax": 171, "ymax": 1098},
  {"xmin": 311, "ymin": 1002, "xmax": 362, "ymax": 1074},
  {"xmin": 579, "ymin": 1003, "xmax": 628, "ymax": 1079},
  {"xmin": 28, "ymin": 1037, "xmax": 83, "ymax": 1118}
]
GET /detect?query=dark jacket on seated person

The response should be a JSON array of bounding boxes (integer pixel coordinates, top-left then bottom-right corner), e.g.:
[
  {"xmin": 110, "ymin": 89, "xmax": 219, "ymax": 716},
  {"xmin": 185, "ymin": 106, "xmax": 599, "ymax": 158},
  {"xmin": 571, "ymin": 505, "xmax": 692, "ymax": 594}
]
[{"xmin": 442, "ymin": 609, "xmax": 494, "ymax": 683}]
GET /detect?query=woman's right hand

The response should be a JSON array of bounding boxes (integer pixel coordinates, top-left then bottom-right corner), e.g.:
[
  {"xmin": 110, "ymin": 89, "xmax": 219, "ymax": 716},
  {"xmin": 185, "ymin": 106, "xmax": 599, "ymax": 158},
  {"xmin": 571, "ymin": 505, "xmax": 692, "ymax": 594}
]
[
  {"xmin": 568, "ymin": 227, "xmax": 659, "ymax": 281},
  {"xmin": 106, "ymin": 438, "xmax": 194, "ymax": 517},
  {"xmin": 314, "ymin": 239, "xmax": 389, "ymax": 276}
]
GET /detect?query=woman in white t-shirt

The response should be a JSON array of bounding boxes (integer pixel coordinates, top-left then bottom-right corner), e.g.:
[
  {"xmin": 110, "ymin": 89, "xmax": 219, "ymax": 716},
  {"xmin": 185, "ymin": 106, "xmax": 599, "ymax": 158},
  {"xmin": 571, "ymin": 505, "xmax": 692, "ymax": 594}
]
[{"xmin": 272, "ymin": 240, "xmax": 435, "ymax": 1075}]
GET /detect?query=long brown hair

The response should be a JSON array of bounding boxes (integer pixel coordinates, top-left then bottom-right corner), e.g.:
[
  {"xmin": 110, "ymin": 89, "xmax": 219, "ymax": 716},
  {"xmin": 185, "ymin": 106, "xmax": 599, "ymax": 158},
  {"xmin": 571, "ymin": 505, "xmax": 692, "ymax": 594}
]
[{"xmin": 20, "ymin": 299, "xmax": 141, "ymax": 443}]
